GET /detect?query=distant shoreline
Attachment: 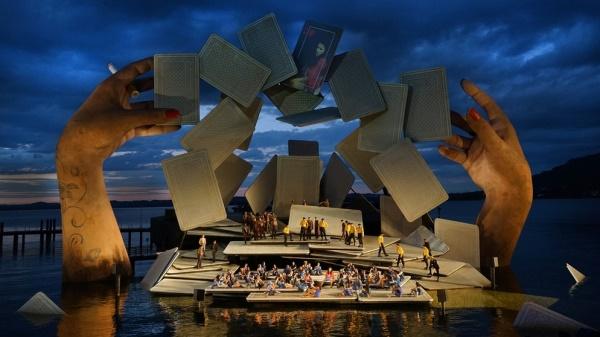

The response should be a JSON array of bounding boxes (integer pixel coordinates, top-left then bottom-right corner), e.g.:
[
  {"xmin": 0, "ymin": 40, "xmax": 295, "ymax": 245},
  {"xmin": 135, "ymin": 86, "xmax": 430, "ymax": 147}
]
[{"xmin": 1, "ymin": 194, "xmax": 597, "ymax": 211}]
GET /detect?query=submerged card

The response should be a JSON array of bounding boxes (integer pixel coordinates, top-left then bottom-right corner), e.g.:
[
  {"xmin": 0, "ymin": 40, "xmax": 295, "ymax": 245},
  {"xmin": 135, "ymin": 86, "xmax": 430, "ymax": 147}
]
[
  {"xmin": 162, "ymin": 150, "xmax": 226, "ymax": 231},
  {"xmin": 400, "ymin": 67, "xmax": 451, "ymax": 141},
  {"xmin": 154, "ymin": 54, "xmax": 199, "ymax": 125},
  {"xmin": 239, "ymin": 13, "xmax": 297, "ymax": 89},
  {"xmin": 328, "ymin": 49, "xmax": 385, "ymax": 121},
  {"xmin": 370, "ymin": 139, "xmax": 448, "ymax": 222},
  {"xmin": 198, "ymin": 34, "xmax": 271, "ymax": 107},
  {"xmin": 290, "ymin": 21, "xmax": 342, "ymax": 95}
]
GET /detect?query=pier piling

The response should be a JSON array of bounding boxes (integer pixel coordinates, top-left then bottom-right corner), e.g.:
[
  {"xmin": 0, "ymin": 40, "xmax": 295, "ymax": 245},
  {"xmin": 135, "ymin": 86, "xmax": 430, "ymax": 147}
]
[
  {"xmin": 0, "ymin": 222, "xmax": 4, "ymax": 256},
  {"xmin": 12, "ymin": 234, "xmax": 18, "ymax": 255}
]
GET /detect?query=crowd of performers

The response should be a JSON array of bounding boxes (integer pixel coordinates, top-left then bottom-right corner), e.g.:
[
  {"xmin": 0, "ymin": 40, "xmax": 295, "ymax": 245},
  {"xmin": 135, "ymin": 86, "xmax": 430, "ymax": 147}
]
[
  {"xmin": 210, "ymin": 261, "xmax": 426, "ymax": 298},
  {"xmin": 339, "ymin": 220, "xmax": 364, "ymax": 247},
  {"xmin": 241, "ymin": 211, "xmax": 280, "ymax": 242}
]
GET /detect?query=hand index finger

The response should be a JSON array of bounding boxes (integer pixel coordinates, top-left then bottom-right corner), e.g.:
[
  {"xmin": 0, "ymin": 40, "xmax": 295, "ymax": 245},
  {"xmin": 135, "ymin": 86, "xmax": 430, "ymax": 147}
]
[
  {"xmin": 114, "ymin": 57, "xmax": 153, "ymax": 83},
  {"xmin": 460, "ymin": 79, "xmax": 506, "ymax": 121}
]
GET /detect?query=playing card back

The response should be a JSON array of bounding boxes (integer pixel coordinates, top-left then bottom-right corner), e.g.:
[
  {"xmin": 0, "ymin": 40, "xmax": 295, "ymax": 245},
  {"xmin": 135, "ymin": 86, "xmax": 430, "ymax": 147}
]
[
  {"xmin": 215, "ymin": 154, "xmax": 253, "ymax": 206},
  {"xmin": 154, "ymin": 54, "xmax": 199, "ymax": 125},
  {"xmin": 335, "ymin": 128, "xmax": 383, "ymax": 193},
  {"xmin": 358, "ymin": 83, "xmax": 408, "ymax": 152},
  {"xmin": 288, "ymin": 140, "xmax": 319, "ymax": 156},
  {"xmin": 272, "ymin": 156, "xmax": 321, "ymax": 218},
  {"xmin": 400, "ymin": 67, "xmax": 451, "ymax": 141},
  {"xmin": 370, "ymin": 139, "xmax": 448, "ymax": 222},
  {"xmin": 198, "ymin": 34, "xmax": 271, "ymax": 107},
  {"xmin": 245, "ymin": 155, "xmax": 278, "ymax": 214},
  {"xmin": 239, "ymin": 13, "xmax": 297, "ymax": 89},
  {"xmin": 180, "ymin": 97, "xmax": 254, "ymax": 168},
  {"xmin": 264, "ymin": 85, "xmax": 324, "ymax": 115},
  {"xmin": 320, "ymin": 152, "xmax": 355, "ymax": 208},
  {"xmin": 276, "ymin": 107, "xmax": 340, "ymax": 127},
  {"xmin": 328, "ymin": 49, "xmax": 385, "ymax": 121},
  {"xmin": 162, "ymin": 150, "xmax": 226, "ymax": 231}
]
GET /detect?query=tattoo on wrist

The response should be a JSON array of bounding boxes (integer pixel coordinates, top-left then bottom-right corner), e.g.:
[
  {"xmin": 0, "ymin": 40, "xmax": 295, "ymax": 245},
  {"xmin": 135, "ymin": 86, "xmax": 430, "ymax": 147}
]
[
  {"xmin": 64, "ymin": 206, "xmax": 87, "ymax": 228},
  {"xmin": 69, "ymin": 233, "xmax": 84, "ymax": 247},
  {"xmin": 84, "ymin": 248, "xmax": 101, "ymax": 262}
]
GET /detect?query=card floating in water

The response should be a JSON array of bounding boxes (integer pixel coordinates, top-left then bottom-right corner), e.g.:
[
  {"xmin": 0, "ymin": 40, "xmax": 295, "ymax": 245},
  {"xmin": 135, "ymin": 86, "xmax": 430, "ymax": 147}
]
[
  {"xmin": 566, "ymin": 263, "xmax": 586, "ymax": 283},
  {"xmin": 17, "ymin": 291, "xmax": 65, "ymax": 316},
  {"xmin": 514, "ymin": 301, "xmax": 597, "ymax": 334}
]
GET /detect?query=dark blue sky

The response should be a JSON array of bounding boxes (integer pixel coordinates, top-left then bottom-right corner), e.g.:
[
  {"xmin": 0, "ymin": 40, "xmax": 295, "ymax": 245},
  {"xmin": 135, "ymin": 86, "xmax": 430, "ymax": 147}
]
[{"xmin": 1, "ymin": 1, "xmax": 599, "ymax": 204}]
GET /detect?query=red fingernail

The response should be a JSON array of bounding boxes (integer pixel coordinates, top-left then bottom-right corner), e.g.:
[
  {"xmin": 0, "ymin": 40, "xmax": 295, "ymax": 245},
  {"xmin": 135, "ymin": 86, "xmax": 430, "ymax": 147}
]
[
  {"xmin": 166, "ymin": 109, "xmax": 181, "ymax": 119},
  {"xmin": 468, "ymin": 108, "xmax": 480, "ymax": 121}
]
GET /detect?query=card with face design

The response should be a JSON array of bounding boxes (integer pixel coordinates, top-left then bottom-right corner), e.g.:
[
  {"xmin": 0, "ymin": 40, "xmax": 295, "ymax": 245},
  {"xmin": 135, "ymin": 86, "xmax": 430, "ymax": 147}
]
[{"xmin": 289, "ymin": 21, "xmax": 342, "ymax": 95}]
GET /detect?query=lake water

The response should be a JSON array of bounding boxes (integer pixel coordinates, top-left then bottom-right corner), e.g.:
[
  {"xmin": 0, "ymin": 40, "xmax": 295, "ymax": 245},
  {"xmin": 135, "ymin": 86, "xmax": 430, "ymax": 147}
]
[{"xmin": 0, "ymin": 200, "xmax": 598, "ymax": 337}]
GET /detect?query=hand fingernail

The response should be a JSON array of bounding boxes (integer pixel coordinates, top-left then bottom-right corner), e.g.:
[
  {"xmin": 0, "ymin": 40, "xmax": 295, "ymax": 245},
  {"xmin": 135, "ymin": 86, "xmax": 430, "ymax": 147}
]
[
  {"xmin": 166, "ymin": 109, "xmax": 181, "ymax": 119},
  {"xmin": 467, "ymin": 107, "xmax": 480, "ymax": 121},
  {"xmin": 460, "ymin": 79, "xmax": 467, "ymax": 87}
]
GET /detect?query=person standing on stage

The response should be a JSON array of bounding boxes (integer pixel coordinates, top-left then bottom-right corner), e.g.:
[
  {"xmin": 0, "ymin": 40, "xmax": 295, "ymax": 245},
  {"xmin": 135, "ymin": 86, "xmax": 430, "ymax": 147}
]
[
  {"xmin": 283, "ymin": 224, "xmax": 291, "ymax": 246},
  {"xmin": 356, "ymin": 224, "xmax": 364, "ymax": 247},
  {"xmin": 395, "ymin": 243, "xmax": 405, "ymax": 268},
  {"xmin": 377, "ymin": 233, "xmax": 389, "ymax": 257},
  {"xmin": 196, "ymin": 235, "xmax": 207, "ymax": 268},
  {"xmin": 423, "ymin": 243, "xmax": 431, "ymax": 270},
  {"xmin": 211, "ymin": 240, "xmax": 218, "ymax": 262},
  {"xmin": 319, "ymin": 218, "xmax": 328, "ymax": 240},
  {"xmin": 300, "ymin": 217, "xmax": 308, "ymax": 241}
]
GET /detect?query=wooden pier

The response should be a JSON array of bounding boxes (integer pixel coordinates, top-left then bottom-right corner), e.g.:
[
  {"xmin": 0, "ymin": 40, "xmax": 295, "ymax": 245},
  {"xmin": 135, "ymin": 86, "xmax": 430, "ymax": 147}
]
[{"xmin": 0, "ymin": 219, "xmax": 158, "ymax": 274}]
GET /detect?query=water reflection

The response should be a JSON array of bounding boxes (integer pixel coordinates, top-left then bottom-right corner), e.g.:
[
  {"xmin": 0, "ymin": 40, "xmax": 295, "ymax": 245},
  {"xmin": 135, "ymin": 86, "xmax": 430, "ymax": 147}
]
[
  {"xmin": 58, "ymin": 282, "xmax": 126, "ymax": 337},
  {"xmin": 150, "ymin": 295, "xmax": 477, "ymax": 337}
]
